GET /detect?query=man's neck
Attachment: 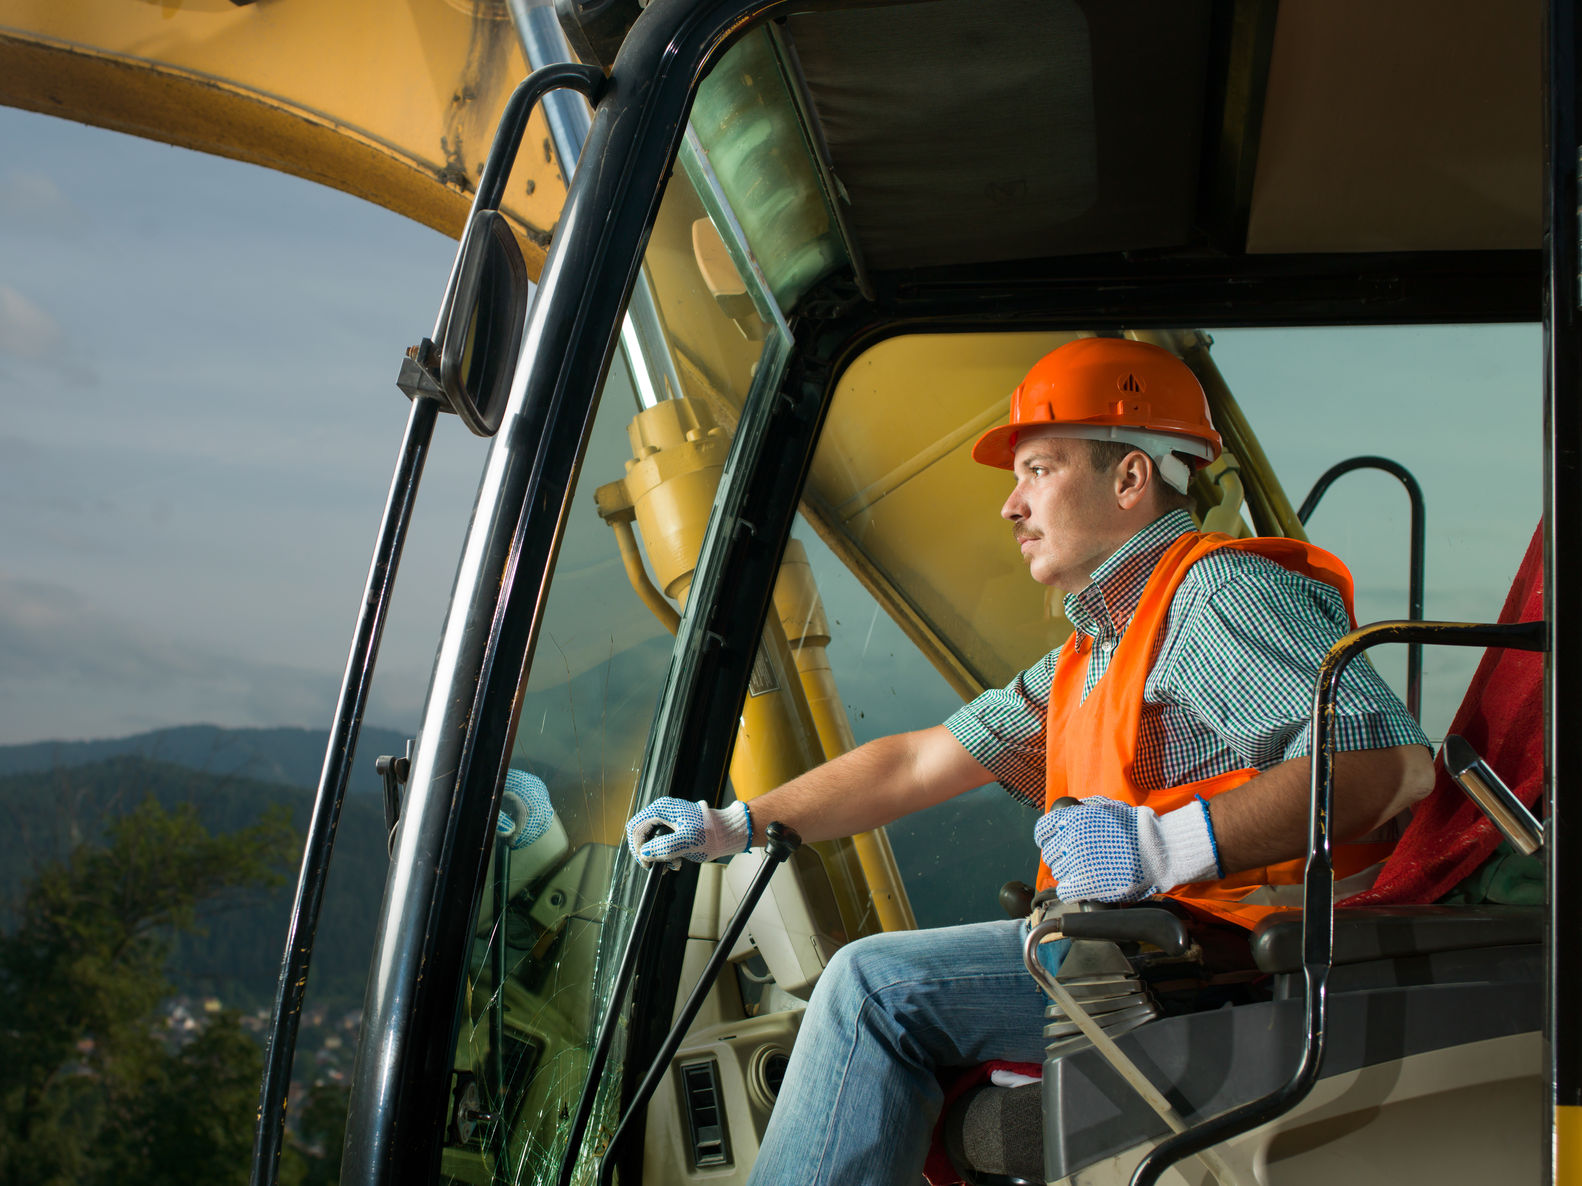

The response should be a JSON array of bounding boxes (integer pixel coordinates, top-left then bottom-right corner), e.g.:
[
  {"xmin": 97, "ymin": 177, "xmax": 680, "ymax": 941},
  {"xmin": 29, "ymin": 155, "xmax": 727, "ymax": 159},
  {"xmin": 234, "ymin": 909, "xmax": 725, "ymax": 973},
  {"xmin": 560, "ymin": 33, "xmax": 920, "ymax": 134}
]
[{"xmin": 1064, "ymin": 510, "xmax": 1197, "ymax": 636}]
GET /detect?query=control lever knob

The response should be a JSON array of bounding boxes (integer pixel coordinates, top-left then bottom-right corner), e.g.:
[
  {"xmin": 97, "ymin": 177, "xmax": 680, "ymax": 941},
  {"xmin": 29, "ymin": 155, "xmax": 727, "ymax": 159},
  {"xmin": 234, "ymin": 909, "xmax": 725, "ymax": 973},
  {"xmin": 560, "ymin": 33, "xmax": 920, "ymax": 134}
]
[
  {"xmin": 763, "ymin": 819, "xmax": 802, "ymax": 861},
  {"xmin": 1000, "ymin": 880, "xmax": 1035, "ymax": 918}
]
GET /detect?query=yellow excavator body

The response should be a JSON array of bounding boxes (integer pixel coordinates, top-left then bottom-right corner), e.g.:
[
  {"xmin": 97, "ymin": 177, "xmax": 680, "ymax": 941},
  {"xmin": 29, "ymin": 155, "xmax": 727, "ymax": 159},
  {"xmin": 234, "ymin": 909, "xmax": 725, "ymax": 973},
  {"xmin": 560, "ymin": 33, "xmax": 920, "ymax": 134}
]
[{"xmin": 0, "ymin": 1, "xmax": 565, "ymax": 271}]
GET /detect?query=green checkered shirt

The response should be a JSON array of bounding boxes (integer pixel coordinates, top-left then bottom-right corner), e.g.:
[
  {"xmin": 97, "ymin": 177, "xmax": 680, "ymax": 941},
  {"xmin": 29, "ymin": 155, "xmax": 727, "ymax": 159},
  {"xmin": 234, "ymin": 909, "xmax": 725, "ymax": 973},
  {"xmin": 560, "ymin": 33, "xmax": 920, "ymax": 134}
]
[{"xmin": 945, "ymin": 510, "xmax": 1429, "ymax": 809}]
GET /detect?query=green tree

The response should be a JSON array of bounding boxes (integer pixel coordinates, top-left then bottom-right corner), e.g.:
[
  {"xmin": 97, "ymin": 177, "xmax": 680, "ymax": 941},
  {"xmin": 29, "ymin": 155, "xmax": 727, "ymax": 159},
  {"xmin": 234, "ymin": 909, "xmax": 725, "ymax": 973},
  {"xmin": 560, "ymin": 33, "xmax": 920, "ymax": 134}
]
[
  {"xmin": 0, "ymin": 795, "xmax": 295, "ymax": 1186},
  {"xmin": 97, "ymin": 1009, "xmax": 265, "ymax": 1186},
  {"xmin": 293, "ymin": 1082, "xmax": 352, "ymax": 1186}
]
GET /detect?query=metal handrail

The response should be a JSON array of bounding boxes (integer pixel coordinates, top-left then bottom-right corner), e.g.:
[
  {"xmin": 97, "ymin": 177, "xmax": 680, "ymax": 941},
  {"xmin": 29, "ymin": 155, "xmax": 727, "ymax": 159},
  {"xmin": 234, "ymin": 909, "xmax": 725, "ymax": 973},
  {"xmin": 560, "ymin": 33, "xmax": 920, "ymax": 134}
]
[
  {"xmin": 1130, "ymin": 618, "xmax": 1546, "ymax": 1186},
  {"xmin": 249, "ymin": 60, "xmax": 604, "ymax": 1186},
  {"xmin": 249, "ymin": 396, "xmax": 437, "ymax": 1186},
  {"xmin": 1297, "ymin": 456, "xmax": 1426, "ymax": 721}
]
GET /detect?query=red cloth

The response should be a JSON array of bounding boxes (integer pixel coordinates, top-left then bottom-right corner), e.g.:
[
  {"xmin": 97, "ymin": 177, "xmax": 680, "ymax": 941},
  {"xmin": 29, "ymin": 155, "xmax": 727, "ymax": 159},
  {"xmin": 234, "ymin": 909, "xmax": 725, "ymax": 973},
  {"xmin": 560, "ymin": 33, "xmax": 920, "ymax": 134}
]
[
  {"xmin": 923, "ymin": 1060, "xmax": 1043, "ymax": 1186},
  {"xmin": 1343, "ymin": 521, "xmax": 1545, "ymax": 907}
]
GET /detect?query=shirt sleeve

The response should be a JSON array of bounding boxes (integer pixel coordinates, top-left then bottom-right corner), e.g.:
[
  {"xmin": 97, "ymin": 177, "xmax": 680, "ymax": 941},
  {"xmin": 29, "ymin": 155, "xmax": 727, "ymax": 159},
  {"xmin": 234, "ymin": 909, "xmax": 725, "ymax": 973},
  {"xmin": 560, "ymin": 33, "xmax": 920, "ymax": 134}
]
[
  {"xmin": 944, "ymin": 647, "xmax": 1061, "ymax": 808},
  {"xmin": 1151, "ymin": 555, "xmax": 1430, "ymax": 770}
]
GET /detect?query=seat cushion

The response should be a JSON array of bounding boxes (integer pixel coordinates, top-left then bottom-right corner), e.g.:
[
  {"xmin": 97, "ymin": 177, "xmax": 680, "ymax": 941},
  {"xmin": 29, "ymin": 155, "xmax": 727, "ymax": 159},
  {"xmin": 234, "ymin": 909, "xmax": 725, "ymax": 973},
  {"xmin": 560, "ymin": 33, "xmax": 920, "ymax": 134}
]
[{"xmin": 942, "ymin": 1082, "xmax": 1044, "ymax": 1185}]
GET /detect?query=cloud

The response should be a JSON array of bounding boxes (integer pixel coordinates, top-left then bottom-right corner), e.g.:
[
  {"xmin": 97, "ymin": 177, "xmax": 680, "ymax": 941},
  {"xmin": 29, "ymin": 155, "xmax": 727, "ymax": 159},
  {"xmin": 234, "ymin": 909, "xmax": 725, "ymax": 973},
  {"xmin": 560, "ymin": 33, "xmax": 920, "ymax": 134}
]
[
  {"xmin": 0, "ymin": 285, "xmax": 96, "ymax": 386},
  {"xmin": 0, "ymin": 434, "xmax": 39, "ymax": 465},
  {"xmin": 0, "ymin": 169, "xmax": 78, "ymax": 234},
  {"xmin": 0, "ymin": 285, "xmax": 64, "ymax": 360},
  {"xmin": 0, "ymin": 572, "xmax": 359, "ymax": 743}
]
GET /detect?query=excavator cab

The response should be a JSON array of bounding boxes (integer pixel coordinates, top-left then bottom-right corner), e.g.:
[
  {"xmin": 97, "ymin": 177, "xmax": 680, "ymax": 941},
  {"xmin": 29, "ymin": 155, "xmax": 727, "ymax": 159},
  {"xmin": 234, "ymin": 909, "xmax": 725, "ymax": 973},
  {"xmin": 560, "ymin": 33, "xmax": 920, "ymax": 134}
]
[
  {"xmin": 9, "ymin": 1, "xmax": 1541, "ymax": 1184},
  {"xmin": 314, "ymin": 3, "xmax": 1568, "ymax": 1184}
]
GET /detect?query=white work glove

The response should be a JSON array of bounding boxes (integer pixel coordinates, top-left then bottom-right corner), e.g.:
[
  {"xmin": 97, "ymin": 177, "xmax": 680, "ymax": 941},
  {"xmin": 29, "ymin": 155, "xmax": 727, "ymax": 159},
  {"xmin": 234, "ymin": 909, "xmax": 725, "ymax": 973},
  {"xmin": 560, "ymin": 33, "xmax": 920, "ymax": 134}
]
[
  {"xmin": 496, "ymin": 769, "xmax": 555, "ymax": 850},
  {"xmin": 624, "ymin": 797, "xmax": 752, "ymax": 869},
  {"xmin": 1034, "ymin": 796, "xmax": 1220, "ymax": 903}
]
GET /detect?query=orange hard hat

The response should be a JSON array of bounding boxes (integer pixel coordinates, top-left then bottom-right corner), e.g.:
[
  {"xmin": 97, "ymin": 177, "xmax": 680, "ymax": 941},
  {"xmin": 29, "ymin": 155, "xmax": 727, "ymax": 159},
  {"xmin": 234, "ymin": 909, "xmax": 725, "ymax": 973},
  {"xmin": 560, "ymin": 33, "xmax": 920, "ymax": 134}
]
[{"xmin": 972, "ymin": 338, "xmax": 1222, "ymax": 472}]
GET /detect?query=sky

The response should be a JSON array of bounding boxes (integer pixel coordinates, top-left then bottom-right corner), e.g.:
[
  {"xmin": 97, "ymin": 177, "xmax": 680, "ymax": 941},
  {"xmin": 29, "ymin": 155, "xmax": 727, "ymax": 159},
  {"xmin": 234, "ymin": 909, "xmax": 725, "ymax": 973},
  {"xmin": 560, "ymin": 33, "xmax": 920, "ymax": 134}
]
[
  {"xmin": 0, "ymin": 105, "xmax": 483, "ymax": 744},
  {"xmin": 0, "ymin": 105, "xmax": 1544, "ymax": 749}
]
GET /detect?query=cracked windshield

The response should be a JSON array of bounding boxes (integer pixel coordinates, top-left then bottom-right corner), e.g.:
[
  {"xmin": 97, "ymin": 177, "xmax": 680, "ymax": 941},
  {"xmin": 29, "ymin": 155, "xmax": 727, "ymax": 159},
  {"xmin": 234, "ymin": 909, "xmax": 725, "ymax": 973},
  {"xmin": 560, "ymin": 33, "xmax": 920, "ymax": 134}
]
[
  {"xmin": 438, "ymin": 35, "xmax": 1000, "ymax": 1182},
  {"xmin": 441, "ymin": 111, "xmax": 784, "ymax": 1180}
]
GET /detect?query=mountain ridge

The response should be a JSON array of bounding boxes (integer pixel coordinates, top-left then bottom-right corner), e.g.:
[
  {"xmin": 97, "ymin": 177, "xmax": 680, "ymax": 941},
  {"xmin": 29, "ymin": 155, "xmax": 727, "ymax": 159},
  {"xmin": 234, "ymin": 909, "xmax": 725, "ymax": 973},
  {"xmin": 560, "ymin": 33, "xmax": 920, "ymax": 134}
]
[{"xmin": 0, "ymin": 722, "xmax": 413, "ymax": 797}]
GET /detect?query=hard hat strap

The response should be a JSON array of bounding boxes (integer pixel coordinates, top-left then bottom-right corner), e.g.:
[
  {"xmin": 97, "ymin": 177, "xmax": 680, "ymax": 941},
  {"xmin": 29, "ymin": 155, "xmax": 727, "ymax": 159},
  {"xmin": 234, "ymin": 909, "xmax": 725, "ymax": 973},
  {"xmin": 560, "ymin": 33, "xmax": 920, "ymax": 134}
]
[{"xmin": 1011, "ymin": 424, "xmax": 1212, "ymax": 494}]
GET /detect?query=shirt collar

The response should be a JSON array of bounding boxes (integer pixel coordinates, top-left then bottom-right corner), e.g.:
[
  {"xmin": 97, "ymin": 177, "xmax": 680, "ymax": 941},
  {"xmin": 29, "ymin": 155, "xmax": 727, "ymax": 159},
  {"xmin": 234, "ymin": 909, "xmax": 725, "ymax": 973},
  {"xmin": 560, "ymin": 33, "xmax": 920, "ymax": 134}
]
[{"xmin": 1062, "ymin": 510, "xmax": 1197, "ymax": 640}]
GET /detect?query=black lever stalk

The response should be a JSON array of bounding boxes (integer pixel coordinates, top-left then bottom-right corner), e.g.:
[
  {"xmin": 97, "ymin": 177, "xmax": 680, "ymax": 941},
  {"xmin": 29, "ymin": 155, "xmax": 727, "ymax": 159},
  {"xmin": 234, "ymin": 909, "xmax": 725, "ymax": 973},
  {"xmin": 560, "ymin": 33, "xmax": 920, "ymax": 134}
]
[{"xmin": 595, "ymin": 821, "xmax": 802, "ymax": 1186}]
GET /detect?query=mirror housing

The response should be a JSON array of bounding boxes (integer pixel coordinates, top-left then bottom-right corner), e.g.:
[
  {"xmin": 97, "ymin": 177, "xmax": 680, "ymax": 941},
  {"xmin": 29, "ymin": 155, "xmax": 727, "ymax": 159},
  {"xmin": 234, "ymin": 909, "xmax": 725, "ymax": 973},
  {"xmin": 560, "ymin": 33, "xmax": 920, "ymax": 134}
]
[
  {"xmin": 434, "ymin": 210, "xmax": 530, "ymax": 437},
  {"xmin": 554, "ymin": 0, "xmax": 641, "ymax": 71}
]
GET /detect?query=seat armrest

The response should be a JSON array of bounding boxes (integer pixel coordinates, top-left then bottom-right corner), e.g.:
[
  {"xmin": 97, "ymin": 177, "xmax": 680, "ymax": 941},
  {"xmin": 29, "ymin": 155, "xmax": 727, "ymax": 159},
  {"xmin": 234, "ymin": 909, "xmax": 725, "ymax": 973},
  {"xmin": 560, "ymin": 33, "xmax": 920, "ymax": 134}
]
[{"xmin": 1250, "ymin": 904, "xmax": 1543, "ymax": 973}]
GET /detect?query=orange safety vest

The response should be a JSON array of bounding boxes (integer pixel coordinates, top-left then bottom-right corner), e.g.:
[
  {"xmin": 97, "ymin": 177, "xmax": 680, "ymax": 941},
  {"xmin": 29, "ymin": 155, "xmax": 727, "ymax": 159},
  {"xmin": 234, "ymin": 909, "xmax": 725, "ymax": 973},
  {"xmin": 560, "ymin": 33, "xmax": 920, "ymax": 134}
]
[{"xmin": 1034, "ymin": 531, "xmax": 1397, "ymax": 929}]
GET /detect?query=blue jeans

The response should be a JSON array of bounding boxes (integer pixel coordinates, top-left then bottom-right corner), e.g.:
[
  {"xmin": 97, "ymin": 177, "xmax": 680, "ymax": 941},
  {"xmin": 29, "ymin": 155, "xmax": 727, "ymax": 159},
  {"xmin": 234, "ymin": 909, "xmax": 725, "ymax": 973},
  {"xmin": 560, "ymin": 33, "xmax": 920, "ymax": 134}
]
[{"xmin": 747, "ymin": 919, "xmax": 1070, "ymax": 1186}]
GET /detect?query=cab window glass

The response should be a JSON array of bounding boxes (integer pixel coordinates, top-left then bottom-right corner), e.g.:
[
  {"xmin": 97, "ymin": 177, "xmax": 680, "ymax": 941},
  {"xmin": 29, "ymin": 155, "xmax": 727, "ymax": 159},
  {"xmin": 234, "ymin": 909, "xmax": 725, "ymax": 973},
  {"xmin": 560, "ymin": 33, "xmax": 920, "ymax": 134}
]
[
  {"xmin": 441, "ymin": 160, "xmax": 777, "ymax": 1185},
  {"xmin": 794, "ymin": 323, "xmax": 1542, "ymax": 934},
  {"xmin": 788, "ymin": 522, "xmax": 1034, "ymax": 927},
  {"xmin": 1208, "ymin": 324, "xmax": 1542, "ymax": 743}
]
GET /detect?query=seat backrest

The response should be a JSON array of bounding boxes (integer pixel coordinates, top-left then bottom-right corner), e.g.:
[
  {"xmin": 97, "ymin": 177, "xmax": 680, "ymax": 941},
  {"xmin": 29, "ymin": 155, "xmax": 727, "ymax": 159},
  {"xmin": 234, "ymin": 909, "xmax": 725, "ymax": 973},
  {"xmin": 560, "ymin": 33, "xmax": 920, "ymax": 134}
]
[{"xmin": 1344, "ymin": 520, "xmax": 1544, "ymax": 908}]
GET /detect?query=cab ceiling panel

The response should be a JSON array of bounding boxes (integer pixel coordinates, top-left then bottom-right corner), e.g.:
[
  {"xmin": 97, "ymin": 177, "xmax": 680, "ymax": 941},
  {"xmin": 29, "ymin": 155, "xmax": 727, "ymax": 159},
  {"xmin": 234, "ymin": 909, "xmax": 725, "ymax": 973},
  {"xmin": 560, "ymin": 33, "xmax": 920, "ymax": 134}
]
[
  {"xmin": 784, "ymin": 0, "xmax": 1213, "ymax": 271},
  {"xmin": 1246, "ymin": 0, "xmax": 1543, "ymax": 253}
]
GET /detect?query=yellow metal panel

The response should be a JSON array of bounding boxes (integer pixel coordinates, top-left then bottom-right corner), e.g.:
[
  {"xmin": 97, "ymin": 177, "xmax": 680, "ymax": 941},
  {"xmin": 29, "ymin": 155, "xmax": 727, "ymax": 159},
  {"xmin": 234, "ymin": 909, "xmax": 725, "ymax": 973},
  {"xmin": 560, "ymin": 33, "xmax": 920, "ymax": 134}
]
[
  {"xmin": 1560, "ymin": 1104, "xmax": 1582, "ymax": 1184},
  {"xmin": 0, "ymin": 1, "xmax": 569, "ymax": 269},
  {"xmin": 803, "ymin": 332, "xmax": 1085, "ymax": 696}
]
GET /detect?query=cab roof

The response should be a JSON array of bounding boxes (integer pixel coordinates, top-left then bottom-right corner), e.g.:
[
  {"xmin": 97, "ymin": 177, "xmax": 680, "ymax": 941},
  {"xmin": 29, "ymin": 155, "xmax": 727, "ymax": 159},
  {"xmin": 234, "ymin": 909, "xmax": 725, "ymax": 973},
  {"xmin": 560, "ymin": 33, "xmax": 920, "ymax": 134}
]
[{"xmin": 772, "ymin": 0, "xmax": 1541, "ymax": 323}]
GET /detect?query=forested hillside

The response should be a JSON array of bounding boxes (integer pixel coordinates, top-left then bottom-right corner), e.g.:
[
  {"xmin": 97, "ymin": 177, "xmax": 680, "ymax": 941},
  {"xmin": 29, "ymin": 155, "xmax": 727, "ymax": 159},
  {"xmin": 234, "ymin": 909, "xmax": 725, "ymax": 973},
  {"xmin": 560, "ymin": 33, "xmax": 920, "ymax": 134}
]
[
  {"xmin": 0, "ymin": 754, "xmax": 388, "ymax": 1012},
  {"xmin": 0, "ymin": 791, "xmax": 345, "ymax": 1185}
]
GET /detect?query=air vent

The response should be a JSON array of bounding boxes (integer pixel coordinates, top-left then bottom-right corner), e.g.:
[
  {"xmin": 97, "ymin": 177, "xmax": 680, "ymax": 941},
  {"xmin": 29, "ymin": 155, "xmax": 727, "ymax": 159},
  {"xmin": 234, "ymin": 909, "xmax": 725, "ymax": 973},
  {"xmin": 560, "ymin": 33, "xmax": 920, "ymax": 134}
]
[
  {"xmin": 680, "ymin": 1060, "xmax": 731, "ymax": 1168},
  {"xmin": 761, "ymin": 1051, "xmax": 789, "ymax": 1100}
]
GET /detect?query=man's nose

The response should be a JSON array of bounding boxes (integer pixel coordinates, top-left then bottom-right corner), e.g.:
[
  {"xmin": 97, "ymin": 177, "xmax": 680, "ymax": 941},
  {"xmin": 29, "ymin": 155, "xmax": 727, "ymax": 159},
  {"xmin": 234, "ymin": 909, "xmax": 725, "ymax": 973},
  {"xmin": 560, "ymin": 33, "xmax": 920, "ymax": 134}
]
[{"xmin": 1001, "ymin": 485, "xmax": 1025, "ymax": 521}]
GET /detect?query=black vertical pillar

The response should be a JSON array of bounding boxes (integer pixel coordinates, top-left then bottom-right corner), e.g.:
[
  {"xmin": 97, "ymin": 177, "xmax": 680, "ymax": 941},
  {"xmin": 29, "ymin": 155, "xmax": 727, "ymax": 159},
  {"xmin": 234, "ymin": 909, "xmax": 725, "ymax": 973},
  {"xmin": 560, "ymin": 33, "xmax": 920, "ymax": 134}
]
[{"xmin": 1546, "ymin": 1, "xmax": 1582, "ymax": 1180}]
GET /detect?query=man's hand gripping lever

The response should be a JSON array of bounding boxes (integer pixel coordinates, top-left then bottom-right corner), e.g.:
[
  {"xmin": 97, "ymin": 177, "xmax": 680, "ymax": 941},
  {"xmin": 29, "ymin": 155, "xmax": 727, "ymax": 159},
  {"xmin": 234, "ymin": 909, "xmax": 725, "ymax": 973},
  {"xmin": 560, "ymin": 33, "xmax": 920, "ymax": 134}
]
[
  {"xmin": 625, "ymin": 796, "xmax": 752, "ymax": 869},
  {"xmin": 597, "ymin": 821, "xmax": 800, "ymax": 1186},
  {"xmin": 1034, "ymin": 794, "xmax": 1222, "ymax": 903}
]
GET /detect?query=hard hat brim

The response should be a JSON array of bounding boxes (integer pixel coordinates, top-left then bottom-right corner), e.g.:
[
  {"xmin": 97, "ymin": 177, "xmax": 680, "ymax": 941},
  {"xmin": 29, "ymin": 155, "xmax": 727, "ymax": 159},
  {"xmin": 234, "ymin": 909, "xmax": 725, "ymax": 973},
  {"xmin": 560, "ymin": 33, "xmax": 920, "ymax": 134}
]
[{"xmin": 971, "ymin": 423, "xmax": 1019, "ymax": 470}]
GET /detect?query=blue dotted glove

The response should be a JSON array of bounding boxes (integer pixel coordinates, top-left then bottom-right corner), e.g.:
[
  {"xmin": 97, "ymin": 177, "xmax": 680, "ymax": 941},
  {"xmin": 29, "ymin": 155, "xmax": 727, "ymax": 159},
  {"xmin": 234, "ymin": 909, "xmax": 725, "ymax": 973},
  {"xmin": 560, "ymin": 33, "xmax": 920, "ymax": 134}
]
[
  {"xmin": 625, "ymin": 797, "xmax": 751, "ymax": 869},
  {"xmin": 497, "ymin": 769, "xmax": 555, "ymax": 850},
  {"xmin": 1034, "ymin": 796, "xmax": 1220, "ymax": 903}
]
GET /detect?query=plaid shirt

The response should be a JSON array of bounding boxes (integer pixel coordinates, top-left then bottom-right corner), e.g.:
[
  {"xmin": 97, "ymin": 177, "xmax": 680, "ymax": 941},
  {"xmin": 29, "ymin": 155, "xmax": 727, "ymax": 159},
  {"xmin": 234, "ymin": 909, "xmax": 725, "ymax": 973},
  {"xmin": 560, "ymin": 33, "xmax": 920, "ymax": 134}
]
[{"xmin": 946, "ymin": 510, "xmax": 1429, "ymax": 809}]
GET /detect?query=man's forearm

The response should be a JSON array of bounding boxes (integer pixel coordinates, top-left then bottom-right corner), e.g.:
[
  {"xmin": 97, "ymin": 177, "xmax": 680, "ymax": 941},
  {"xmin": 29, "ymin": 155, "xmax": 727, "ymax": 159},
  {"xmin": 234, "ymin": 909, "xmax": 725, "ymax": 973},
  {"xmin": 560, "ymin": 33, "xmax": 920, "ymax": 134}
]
[
  {"xmin": 1204, "ymin": 743, "xmax": 1434, "ymax": 875},
  {"xmin": 742, "ymin": 725, "xmax": 992, "ymax": 846}
]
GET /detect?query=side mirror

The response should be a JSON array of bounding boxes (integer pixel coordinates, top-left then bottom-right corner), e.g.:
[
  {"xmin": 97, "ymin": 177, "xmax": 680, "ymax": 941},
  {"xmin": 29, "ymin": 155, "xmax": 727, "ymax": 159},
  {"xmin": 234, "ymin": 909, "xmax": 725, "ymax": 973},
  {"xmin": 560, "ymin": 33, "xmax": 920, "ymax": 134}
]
[
  {"xmin": 435, "ymin": 210, "xmax": 530, "ymax": 437},
  {"xmin": 554, "ymin": 0, "xmax": 641, "ymax": 70}
]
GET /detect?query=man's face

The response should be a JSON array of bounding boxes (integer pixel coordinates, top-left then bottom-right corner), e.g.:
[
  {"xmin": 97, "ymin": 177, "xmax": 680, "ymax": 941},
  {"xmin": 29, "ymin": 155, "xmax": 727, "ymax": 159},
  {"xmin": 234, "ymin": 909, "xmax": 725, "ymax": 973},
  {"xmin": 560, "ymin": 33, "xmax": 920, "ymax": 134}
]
[{"xmin": 1001, "ymin": 432, "xmax": 1135, "ymax": 591}]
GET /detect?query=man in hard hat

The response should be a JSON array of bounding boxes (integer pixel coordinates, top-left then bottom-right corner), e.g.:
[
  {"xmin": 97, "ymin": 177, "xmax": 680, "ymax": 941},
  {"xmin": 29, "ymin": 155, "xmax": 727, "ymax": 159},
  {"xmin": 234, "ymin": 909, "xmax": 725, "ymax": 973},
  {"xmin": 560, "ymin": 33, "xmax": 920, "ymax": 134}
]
[{"xmin": 624, "ymin": 337, "xmax": 1433, "ymax": 1185}]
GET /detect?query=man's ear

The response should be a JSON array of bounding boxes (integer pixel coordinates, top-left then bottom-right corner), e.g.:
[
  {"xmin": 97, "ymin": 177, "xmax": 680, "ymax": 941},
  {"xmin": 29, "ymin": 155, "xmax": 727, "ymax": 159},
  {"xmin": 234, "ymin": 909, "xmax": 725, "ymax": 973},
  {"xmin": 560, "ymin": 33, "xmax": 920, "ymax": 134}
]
[{"xmin": 1114, "ymin": 450, "xmax": 1153, "ymax": 510}]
